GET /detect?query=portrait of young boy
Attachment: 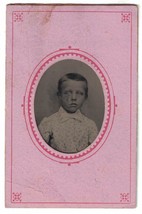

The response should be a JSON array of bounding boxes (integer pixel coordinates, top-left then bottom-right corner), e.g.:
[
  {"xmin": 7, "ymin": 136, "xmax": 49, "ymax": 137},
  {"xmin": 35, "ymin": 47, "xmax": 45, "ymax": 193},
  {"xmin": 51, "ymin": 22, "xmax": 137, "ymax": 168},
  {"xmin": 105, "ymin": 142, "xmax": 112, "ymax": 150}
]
[{"xmin": 38, "ymin": 73, "xmax": 98, "ymax": 153}]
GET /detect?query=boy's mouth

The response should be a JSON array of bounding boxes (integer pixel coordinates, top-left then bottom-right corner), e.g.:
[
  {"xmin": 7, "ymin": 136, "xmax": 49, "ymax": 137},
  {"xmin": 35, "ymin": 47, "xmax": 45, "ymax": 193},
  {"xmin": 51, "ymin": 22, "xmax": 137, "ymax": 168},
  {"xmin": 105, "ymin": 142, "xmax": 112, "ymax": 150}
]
[{"xmin": 70, "ymin": 103, "xmax": 77, "ymax": 107}]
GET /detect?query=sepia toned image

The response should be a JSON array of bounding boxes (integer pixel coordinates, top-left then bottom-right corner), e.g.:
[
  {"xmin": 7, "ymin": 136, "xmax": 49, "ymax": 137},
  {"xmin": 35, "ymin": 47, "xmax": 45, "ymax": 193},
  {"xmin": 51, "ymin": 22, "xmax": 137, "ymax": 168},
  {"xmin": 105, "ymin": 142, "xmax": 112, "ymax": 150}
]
[{"xmin": 34, "ymin": 59, "xmax": 105, "ymax": 153}]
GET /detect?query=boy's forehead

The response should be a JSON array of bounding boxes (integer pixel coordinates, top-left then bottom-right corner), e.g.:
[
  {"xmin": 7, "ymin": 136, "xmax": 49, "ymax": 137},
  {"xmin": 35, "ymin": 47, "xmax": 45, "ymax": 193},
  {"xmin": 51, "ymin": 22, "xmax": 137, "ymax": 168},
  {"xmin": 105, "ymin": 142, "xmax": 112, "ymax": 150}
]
[{"xmin": 62, "ymin": 79, "xmax": 86, "ymax": 88}]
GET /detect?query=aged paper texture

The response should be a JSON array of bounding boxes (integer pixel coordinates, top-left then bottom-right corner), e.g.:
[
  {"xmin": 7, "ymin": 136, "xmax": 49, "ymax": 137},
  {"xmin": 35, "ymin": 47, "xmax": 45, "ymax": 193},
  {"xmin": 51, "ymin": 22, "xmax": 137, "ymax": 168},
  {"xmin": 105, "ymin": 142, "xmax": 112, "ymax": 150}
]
[{"xmin": 5, "ymin": 4, "xmax": 137, "ymax": 208}]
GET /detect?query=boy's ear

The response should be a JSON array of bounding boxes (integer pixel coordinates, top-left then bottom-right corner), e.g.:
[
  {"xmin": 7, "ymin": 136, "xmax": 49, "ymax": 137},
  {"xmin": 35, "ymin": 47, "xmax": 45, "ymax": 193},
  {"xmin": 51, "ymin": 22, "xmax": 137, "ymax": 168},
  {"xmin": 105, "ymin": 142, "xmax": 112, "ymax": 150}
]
[
  {"xmin": 57, "ymin": 91, "xmax": 60, "ymax": 97},
  {"xmin": 84, "ymin": 96, "xmax": 87, "ymax": 102},
  {"xmin": 57, "ymin": 92, "xmax": 62, "ymax": 104},
  {"xmin": 57, "ymin": 91, "xmax": 62, "ymax": 101}
]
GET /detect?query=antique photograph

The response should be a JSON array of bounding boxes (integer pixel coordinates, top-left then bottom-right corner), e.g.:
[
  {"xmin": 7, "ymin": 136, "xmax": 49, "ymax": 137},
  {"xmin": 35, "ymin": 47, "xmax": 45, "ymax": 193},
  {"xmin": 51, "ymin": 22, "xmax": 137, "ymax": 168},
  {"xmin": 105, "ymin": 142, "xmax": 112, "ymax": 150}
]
[
  {"xmin": 34, "ymin": 59, "xmax": 105, "ymax": 153},
  {"xmin": 5, "ymin": 4, "xmax": 137, "ymax": 208}
]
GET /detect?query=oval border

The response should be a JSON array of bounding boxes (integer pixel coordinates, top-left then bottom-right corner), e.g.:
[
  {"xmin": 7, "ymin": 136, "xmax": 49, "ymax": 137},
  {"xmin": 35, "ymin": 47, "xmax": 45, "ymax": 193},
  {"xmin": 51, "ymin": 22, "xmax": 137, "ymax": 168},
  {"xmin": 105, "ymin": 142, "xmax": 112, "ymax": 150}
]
[{"xmin": 24, "ymin": 47, "xmax": 115, "ymax": 164}]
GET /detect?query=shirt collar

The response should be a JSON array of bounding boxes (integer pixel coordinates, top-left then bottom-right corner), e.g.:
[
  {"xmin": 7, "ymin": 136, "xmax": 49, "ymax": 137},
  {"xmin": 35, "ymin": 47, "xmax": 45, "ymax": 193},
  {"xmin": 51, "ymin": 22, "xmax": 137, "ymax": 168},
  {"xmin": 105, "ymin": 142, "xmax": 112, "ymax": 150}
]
[{"xmin": 58, "ymin": 107, "xmax": 84, "ymax": 123}]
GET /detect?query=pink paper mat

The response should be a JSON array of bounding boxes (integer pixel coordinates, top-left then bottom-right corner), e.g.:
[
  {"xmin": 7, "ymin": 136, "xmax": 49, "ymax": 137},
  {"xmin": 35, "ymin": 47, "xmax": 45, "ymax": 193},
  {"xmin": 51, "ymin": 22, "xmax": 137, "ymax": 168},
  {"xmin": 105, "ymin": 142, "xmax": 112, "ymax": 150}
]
[{"xmin": 5, "ymin": 4, "xmax": 137, "ymax": 208}]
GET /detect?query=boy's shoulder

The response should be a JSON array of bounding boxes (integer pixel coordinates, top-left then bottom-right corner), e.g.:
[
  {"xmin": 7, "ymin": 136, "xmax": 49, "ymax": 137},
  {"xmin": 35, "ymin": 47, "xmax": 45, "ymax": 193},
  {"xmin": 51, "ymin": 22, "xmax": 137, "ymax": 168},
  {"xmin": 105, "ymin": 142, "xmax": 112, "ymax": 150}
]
[{"xmin": 81, "ymin": 113, "xmax": 97, "ymax": 127}]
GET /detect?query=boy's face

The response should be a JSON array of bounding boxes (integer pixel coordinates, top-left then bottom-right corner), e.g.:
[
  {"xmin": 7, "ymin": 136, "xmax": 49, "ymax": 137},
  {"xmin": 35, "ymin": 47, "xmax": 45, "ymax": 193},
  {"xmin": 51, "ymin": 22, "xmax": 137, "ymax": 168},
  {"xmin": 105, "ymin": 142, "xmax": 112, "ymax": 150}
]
[{"xmin": 59, "ymin": 79, "xmax": 87, "ymax": 113}]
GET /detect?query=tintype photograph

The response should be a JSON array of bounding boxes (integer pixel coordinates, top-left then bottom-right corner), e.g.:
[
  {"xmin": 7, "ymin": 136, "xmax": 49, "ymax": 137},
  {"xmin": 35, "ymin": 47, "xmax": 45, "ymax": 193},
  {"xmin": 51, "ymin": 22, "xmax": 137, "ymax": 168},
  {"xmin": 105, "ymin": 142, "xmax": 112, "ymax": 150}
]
[
  {"xmin": 34, "ymin": 59, "xmax": 105, "ymax": 153},
  {"xmin": 5, "ymin": 4, "xmax": 137, "ymax": 208}
]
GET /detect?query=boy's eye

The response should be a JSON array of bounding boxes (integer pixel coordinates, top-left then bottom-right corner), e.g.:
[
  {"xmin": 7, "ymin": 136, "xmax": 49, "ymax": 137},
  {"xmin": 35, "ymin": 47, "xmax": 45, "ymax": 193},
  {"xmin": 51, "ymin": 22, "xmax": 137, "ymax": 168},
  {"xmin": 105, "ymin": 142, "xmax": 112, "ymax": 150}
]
[
  {"xmin": 62, "ymin": 90, "xmax": 84, "ymax": 96},
  {"xmin": 76, "ymin": 91, "xmax": 84, "ymax": 95}
]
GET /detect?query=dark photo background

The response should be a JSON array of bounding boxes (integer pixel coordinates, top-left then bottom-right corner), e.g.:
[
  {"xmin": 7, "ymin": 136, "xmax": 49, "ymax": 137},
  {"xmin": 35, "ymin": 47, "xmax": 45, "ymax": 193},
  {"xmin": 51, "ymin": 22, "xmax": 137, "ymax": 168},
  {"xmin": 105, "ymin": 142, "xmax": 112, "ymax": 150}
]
[{"xmin": 34, "ymin": 59, "xmax": 105, "ymax": 132}]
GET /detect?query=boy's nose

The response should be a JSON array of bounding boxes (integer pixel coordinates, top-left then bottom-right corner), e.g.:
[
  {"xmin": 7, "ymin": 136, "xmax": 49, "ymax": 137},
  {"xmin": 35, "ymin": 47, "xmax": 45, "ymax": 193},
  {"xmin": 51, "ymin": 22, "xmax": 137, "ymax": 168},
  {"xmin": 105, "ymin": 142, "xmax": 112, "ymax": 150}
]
[{"xmin": 71, "ymin": 92, "xmax": 77, "ymax": 100}]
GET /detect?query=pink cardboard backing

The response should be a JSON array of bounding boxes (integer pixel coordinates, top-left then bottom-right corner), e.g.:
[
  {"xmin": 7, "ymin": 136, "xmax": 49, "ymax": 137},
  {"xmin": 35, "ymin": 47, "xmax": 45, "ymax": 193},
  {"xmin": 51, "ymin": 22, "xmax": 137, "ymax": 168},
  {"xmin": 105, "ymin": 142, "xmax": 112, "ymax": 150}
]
[{"xmin": 5, "ymin": 4, "xmax": 137, "ymax": 208}]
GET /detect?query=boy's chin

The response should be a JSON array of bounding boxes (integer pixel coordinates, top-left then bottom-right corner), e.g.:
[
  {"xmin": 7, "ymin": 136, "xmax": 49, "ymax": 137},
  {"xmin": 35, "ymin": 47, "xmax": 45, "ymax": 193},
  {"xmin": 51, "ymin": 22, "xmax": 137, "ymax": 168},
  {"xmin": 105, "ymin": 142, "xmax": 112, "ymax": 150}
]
[{"xmin": 65, "ymin": 107, "xmax": 78, "ymax": 113}]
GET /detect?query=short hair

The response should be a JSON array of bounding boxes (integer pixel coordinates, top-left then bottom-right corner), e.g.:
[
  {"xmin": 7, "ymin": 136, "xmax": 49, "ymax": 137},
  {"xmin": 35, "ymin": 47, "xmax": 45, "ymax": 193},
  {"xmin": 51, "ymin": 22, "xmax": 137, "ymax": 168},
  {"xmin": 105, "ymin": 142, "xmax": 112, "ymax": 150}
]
[{"xmin": 57, "ymin": 73, "xmax": 88, "ymax": 97}]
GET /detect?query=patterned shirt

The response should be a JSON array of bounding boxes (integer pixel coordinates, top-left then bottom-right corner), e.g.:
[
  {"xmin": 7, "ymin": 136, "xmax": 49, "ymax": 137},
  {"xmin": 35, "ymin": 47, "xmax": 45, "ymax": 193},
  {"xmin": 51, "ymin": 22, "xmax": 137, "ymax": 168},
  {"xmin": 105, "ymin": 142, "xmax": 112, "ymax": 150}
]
[{"xmin": 38, "ymin": 107, "xmax": 98, "ymax": 153}]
